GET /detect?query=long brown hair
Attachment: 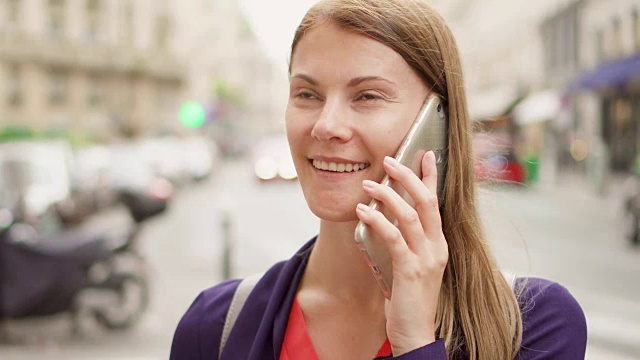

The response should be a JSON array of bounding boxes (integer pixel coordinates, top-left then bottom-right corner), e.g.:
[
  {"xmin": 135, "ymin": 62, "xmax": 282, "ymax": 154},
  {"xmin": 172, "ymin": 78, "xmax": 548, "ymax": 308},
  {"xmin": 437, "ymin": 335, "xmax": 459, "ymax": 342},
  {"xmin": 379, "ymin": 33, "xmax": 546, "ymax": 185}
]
[{"xmin": 289, "ymin": 1, "xmax": 523, "ymax": 359}]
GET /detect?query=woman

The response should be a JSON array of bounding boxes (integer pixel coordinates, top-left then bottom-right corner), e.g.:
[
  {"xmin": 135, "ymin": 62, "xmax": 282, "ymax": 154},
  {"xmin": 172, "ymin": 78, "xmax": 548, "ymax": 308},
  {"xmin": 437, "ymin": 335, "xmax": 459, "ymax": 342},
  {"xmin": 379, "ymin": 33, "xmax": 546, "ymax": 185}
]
[{"xmin": 171, "ymin": 0, "xmax": 587, "ymax": 359}]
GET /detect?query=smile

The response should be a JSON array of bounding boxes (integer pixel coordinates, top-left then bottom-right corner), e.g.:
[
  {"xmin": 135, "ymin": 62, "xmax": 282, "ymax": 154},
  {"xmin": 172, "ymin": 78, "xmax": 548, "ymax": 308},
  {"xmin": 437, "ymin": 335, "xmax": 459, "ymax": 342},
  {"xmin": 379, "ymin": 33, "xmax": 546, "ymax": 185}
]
[{"xmin": 311, "ymin": 159, "xmax": 371, "ymax": 173}]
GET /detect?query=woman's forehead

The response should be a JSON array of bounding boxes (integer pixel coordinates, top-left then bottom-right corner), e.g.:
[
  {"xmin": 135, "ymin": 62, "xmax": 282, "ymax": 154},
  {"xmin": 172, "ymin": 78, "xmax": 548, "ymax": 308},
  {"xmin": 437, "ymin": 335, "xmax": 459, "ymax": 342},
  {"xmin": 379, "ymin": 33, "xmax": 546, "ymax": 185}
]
[{"xmin": 290, "ymin": 22, "xmax": 413, "ymax": 84}]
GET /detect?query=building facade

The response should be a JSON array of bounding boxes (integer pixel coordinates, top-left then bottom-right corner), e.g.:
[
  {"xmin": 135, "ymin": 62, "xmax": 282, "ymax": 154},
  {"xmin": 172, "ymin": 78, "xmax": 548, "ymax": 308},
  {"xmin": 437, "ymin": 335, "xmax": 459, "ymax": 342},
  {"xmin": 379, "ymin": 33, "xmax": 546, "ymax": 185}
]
[
  {"xmin": 169, "ymin": 0, "xmax": 289, "ymax": 148},
  {"xmin": 431, "ymin": 0, "xmax": 576, "ymax": 185},
  {"xmin": 431, "ymin": 0, "xmax": 640, "ymax": 188},
  {"xmin": 432, "ymin": 0, "xmax": 565, "ymax": 120},
  {"xmin": 571, "ymin": 0, "xmax": 640, "ymax": 173},
  {"xmin": 0, "ymin": 0, "xmax": 184, "ymax": 139},
  {"xmin": 537, "ymin": 0, "xmax": 640, "ymax": 190}
]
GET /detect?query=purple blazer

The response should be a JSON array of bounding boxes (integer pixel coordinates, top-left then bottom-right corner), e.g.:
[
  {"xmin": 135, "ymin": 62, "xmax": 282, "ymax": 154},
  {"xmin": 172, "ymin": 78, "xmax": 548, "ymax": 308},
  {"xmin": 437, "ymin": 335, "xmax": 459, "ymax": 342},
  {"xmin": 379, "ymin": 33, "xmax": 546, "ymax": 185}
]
[{"xmin": 170, "ymin": 238, "xmax": 587, "ymax": 359}]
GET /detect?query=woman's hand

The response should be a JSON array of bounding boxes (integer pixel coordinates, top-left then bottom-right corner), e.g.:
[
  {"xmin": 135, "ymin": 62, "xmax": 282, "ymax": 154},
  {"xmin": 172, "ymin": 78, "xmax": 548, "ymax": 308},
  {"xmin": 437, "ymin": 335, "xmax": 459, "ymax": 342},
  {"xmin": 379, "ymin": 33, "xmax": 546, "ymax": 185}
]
[{"xmin": 355, "ymin": 151, "xmax": 448, "ymax": 356}]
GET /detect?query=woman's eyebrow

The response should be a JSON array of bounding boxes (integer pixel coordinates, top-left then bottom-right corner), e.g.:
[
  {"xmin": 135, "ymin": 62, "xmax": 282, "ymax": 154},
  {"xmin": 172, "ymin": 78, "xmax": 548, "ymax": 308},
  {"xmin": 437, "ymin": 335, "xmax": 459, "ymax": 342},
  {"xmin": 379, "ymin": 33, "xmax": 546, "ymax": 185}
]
[
  {"xmin": 347, "ymin": 76, "xmax": 397, "ymax": 87},
  {"xmin": 290, "ymin": 73, "xmax": 319, "ymax": 85},
  {"xmin": 290, "ymin": 74, "xmax": 397, "ymax": 88}
]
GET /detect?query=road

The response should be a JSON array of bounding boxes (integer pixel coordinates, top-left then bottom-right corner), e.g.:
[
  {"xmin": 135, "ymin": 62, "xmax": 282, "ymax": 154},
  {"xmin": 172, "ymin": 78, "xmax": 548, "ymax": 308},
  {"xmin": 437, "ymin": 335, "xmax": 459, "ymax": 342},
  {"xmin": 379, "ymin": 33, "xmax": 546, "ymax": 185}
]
[{"xmin": 2, "ymin": 159, "xmax": 638, "ymax": 359}]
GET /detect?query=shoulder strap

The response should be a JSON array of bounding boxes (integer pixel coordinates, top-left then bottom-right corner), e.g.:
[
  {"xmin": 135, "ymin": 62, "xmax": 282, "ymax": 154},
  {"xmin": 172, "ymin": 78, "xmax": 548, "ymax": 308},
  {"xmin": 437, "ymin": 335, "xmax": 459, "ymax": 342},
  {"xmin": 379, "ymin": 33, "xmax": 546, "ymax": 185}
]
[
  {"xmin": 501, "ymin": 270, "xmax": 517, "ymax": 290},
  {"xmin": 219, "ymin": 272, "xmax": 263, "ymax": 358}
]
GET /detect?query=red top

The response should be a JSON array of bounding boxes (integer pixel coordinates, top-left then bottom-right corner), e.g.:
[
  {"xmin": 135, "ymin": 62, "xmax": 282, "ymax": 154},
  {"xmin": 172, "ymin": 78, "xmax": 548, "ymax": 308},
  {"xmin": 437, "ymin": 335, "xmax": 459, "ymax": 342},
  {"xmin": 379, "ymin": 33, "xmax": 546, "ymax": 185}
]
[{"xmin": 280, "ymin": 297, "xmax": 392, "ymax": 360}]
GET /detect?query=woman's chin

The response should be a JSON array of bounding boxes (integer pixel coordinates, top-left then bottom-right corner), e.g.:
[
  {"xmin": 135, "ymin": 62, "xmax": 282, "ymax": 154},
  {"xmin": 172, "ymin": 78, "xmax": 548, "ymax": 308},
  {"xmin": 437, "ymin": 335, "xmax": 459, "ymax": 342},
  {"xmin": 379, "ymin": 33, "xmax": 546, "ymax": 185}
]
[{"xmin": 308, "ymin": 202, "xmax": 361, "ymax": 223}]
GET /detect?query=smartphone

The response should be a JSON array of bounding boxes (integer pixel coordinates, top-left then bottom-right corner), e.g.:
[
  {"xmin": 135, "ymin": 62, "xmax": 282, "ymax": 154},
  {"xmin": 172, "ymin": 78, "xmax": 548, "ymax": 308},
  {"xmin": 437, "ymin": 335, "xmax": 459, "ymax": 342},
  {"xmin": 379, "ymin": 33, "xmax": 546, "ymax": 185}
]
[{"xmin": 354, "ymin": 93, "xmax": 448, "ymax": 299}]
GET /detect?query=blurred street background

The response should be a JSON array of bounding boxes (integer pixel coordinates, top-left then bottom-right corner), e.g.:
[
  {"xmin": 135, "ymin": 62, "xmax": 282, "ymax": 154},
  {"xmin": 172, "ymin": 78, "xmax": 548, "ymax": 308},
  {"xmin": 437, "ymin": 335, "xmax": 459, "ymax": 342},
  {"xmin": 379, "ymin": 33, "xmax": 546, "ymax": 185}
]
[{"xmin": 0, "ymin": 0, "xmax": 639, "ymax": 359}]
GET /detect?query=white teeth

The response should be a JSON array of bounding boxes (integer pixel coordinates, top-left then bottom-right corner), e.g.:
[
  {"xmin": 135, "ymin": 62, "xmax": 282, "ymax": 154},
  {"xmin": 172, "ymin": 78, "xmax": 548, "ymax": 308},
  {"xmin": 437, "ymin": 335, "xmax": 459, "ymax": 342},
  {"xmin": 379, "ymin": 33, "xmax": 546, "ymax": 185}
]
[{"xmin": 312, "ymin": 160, "xmax": 369, "ymax": 173}]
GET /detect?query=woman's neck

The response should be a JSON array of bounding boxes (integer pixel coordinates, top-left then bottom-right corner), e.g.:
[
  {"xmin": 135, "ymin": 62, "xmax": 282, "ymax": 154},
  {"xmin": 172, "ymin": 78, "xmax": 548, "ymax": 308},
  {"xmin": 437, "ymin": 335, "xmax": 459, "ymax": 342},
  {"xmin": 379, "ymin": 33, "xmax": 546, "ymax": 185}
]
[{"xmin": 300, "ymin": 219, "xmax": 386, "ymax": 308}]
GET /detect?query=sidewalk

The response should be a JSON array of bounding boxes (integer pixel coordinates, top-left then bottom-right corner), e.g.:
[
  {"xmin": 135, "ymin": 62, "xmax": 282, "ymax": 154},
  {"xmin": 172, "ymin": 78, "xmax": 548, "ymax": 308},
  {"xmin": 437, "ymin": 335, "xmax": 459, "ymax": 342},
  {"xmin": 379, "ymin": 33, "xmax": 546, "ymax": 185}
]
[
  {"xmin": 573, "ymin": 286, "xmax": 640, "ymax": 358},
  {"xmin": 533, "ymin": 169, "xmax": 627, "ymax": 210},
  {"xmin": 528, "ymin": 170, "xmax": 640, "ymax": 358}
]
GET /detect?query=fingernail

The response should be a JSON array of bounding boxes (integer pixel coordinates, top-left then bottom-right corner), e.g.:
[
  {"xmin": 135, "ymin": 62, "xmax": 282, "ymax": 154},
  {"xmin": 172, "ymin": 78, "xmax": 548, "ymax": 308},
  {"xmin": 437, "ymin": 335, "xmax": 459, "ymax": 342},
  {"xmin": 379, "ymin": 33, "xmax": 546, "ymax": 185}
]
[
  {"xmin": 428, "ymin": 151, "xmax": 436, "ymax": 164},
  {"xmin": 356, "ymin": 203, "xmax": 370, "ymax": 212},
  {"xmin": 363, "ymin": 180, "xmax": 377, "ymax": 190},
  {"xmin": 384, "ymin": 156, "xmax": 398, "ymax": 167}
]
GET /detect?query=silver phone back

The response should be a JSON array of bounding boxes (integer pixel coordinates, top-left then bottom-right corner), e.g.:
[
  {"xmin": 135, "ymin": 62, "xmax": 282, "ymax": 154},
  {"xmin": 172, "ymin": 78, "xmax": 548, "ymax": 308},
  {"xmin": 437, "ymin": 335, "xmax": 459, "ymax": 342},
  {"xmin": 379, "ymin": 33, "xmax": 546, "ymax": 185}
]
[{"xmin": 354, "ymin": 94, "xmax": 448, "ymax": 299}]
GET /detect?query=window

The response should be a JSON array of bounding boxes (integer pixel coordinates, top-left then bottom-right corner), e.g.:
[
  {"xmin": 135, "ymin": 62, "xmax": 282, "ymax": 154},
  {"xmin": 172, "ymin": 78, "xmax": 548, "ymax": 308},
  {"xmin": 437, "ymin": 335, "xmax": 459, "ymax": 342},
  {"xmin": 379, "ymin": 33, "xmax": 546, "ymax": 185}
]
[
  {"xmin": 612, "ymin": 17, "xmax": 623, "ymax": 58},
  {"xmin": 633, "ymin": 9, "xmax": 640, "ymax": 52},
  {"xmin": 560, "ymin": 16, "xmax": 569, "ymax": 65},
  {"xmin": 567, "ymin": 10, "xmax": 577, "ymax": 66},
  {"xmin": 156, "ymin": 15, "xmax": 170, "ymax": 49},
  {"xmin": 87, "ymin": 74, "xmax": 102, "ymax": 107},
  {"xmin": 127, "ymin": 78, "xmax": 136, "ymax": 110},
  {"xmin": 7, "ymin": 0, "xmax": 20, "ymax": 24},
  {"xmin": 614, "ymin": 99, "xmax": 632, "ymax": 127},
  {"xmin": 86, "ymin": 0, "xmax": 101, "ymax": 44},
  {"xmin": 86, "ymin": 0, "xmax": 100, "ymax": 11},
  {"xmin": 49, "ymin": 70, "xmax": 68, "ymax": 105},
  {"xmin": 549, "ymin": 21, "xmax": 559, "ymax": 68},
  {"xmin": 540, "ymin": 18, "xmax": 557, "ymax": 78},
  {"xmin": 6, "ymin": 65, "xmax": 22, "ymax": 106},
  {"xmin": 240, "ymin": 16, "xmax": 253, "ymax": 40},
  {"xmin": 48, "ymin": 0, "xmax": 66, "ymax": 41},
  {"xmin": 596, "ymin": 29, "xmax": 604, "ymax": 63},
  {"xmin": 572, "ymin": 9, "xmax": 580, "ymax": 65},
  {"xmin": 125, "ymin": 0, "xmax": 134, "ymax": 46}
]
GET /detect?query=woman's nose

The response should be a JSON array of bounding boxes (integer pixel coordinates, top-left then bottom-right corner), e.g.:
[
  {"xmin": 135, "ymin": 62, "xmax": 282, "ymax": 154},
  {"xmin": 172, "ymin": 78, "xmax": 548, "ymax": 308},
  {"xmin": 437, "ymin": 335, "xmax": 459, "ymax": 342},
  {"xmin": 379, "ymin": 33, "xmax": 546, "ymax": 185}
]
[{"xmin": 310, "ymin": 100, "xmax": 352, "ymax": 142}]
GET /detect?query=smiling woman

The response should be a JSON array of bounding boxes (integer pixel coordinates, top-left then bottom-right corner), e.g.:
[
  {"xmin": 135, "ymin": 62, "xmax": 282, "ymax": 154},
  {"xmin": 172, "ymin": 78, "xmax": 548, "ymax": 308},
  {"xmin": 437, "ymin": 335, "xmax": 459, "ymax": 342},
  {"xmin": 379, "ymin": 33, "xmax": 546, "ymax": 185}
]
[
  {"xmin": 170, "ymin": 1, "xmax": 587, "ymax": 359},
  {"xmin": 286, "ymin": 21, "xmax": 430, "ymax": 224}
]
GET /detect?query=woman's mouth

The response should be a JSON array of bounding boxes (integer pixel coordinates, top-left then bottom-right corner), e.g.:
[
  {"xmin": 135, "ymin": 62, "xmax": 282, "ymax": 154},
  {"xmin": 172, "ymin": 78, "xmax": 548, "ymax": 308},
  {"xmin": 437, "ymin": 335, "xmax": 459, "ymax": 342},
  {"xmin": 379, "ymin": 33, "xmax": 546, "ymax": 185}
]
[{"xmin": 311, "ymin": 159, "xmax": 371, "ymax": 173}]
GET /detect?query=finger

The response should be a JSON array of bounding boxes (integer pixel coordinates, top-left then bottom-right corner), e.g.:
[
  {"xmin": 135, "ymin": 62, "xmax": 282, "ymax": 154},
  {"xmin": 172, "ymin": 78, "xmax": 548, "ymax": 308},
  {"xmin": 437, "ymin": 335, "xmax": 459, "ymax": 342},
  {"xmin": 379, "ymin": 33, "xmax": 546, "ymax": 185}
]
[
  {"xmin": 417, "ymin": 151, "xmax": 443, "ymax": 240},
  {"xmin": 362, "ymin": 180, "xmax": 426, "ymax": 253},
  {"xmin": 383, "ymin": 156, "xmax": 442, "ymax": 239},
  {"xmin": 356, "ymin": 203, "xmax": 409, "ymax": 262},
  {"xmin": 421, "ymin": 151, "xmax": 438, "ymax": 197}
]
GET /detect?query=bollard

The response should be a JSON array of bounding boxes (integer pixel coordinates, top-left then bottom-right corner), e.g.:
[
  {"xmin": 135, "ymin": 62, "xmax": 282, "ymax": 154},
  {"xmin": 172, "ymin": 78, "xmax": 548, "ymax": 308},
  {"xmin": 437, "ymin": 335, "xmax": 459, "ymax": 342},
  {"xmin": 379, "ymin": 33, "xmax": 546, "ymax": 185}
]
[{"xmin": 221, "ymin": 210, "xmax": 233, "ymax": 280}]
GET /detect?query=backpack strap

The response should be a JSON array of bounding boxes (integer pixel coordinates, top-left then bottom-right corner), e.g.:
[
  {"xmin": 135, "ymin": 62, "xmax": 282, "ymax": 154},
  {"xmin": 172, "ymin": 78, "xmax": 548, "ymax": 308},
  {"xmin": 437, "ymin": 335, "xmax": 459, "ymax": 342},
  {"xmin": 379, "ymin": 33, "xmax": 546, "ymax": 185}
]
[{"xmin": 219, "ymin": 272, "xmax": 263, "ymax": 358}]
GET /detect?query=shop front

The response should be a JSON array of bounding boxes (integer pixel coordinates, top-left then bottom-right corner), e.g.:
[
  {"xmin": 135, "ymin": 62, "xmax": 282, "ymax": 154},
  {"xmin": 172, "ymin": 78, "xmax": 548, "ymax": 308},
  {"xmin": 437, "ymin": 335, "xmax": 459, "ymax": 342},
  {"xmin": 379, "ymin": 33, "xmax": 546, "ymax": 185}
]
[{"xmin": 572, "ymin": 53, "xmax": 640, "ymax": 173}]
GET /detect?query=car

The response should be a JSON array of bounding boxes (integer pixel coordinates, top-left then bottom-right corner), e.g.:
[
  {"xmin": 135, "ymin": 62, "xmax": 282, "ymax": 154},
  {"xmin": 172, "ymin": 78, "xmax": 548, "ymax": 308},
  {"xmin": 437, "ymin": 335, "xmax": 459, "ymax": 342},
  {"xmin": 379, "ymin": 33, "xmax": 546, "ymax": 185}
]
[
  {"xmin": 473, "ymin": 134, "xmax": 526, "ymax": 184},
  {"xmin": 0, "ymin": 140, "xmax": 74, "ymax": 217},
  {"xmin": 181, "ymin": 136, "xmax": 219, "ymax": 182},
  {"xmin": 108, "ymin": 143, "xmax": 174, "ymax": 223},
  {"xmin": 139, "ymin": 137, "xmax": 190, "ymax": 186},
  {"xmin": 0, "ymin": 149, "xmax": 80, "ymax": 232},
  {"xmin": 474, "ymin": 151, "xmax": 526, "ymax": 184},
  {"xmin": 73, "ymin": 145, "xmax": 118, "ymax": 212},
  {"xmin": 251, "ymin": 136, "xmax": 297, "ymax": 182}
]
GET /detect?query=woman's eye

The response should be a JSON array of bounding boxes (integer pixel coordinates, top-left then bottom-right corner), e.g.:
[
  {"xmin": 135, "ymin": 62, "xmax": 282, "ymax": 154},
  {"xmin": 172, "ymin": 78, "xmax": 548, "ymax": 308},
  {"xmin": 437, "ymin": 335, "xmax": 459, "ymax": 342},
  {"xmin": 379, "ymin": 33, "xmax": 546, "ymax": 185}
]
[
  {"xmin": 295, "ymin": 91, "xmax": 317, "ymax": 100},
  {"xmin": 356, "ymin": 92, "xmax": 382, "ymax": 102}
]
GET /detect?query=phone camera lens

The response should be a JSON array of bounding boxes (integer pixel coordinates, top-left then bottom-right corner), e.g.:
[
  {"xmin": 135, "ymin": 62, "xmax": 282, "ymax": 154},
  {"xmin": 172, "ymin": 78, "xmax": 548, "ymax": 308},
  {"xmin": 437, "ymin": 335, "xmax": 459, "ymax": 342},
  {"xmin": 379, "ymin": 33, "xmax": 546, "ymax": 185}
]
[{"xmin": 434, "ymin": 150, "xmax": 443, "ymax": 164}]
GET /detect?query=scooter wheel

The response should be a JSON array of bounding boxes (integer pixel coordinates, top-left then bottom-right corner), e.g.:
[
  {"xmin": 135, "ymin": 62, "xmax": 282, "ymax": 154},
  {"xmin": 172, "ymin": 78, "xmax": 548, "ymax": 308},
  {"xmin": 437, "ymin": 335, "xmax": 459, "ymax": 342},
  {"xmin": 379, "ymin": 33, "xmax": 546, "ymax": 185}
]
[{"xmin": 93, "ymin": 273, "xmax": 149, "ymax": 330}]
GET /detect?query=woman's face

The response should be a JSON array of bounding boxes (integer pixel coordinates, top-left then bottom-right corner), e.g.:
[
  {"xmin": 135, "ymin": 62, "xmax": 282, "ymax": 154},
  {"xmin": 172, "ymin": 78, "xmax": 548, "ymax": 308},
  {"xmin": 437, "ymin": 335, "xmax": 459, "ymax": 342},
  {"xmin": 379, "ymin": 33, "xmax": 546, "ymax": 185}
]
[{"xmin": 286, "ymin": 21, "xmax": 430, "ymax": 222}]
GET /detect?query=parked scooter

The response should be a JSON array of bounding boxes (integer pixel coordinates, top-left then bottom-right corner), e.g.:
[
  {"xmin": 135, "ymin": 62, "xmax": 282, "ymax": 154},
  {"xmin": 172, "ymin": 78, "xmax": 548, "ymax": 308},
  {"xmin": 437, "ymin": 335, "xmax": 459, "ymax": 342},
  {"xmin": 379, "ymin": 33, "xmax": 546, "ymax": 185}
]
[{"xmin": 0, "ymin": 207, "xmax": 149, "ymax": 334}]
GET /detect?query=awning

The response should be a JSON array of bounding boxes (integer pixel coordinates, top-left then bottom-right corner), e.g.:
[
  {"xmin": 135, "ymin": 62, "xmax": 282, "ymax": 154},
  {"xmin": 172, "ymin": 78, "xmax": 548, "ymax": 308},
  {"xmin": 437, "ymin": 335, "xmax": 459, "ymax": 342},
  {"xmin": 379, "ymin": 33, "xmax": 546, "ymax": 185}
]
[
  {"xmin": 513, "ymin": 90, "xmax": 561, "ymax": 125},
  {"xmin": 467, "ymin": 85, "xmax": 519, "ymax": 121},
  {"xmin": 571, "ymin": 53, "xmax": 640, "ymax": 92}
]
